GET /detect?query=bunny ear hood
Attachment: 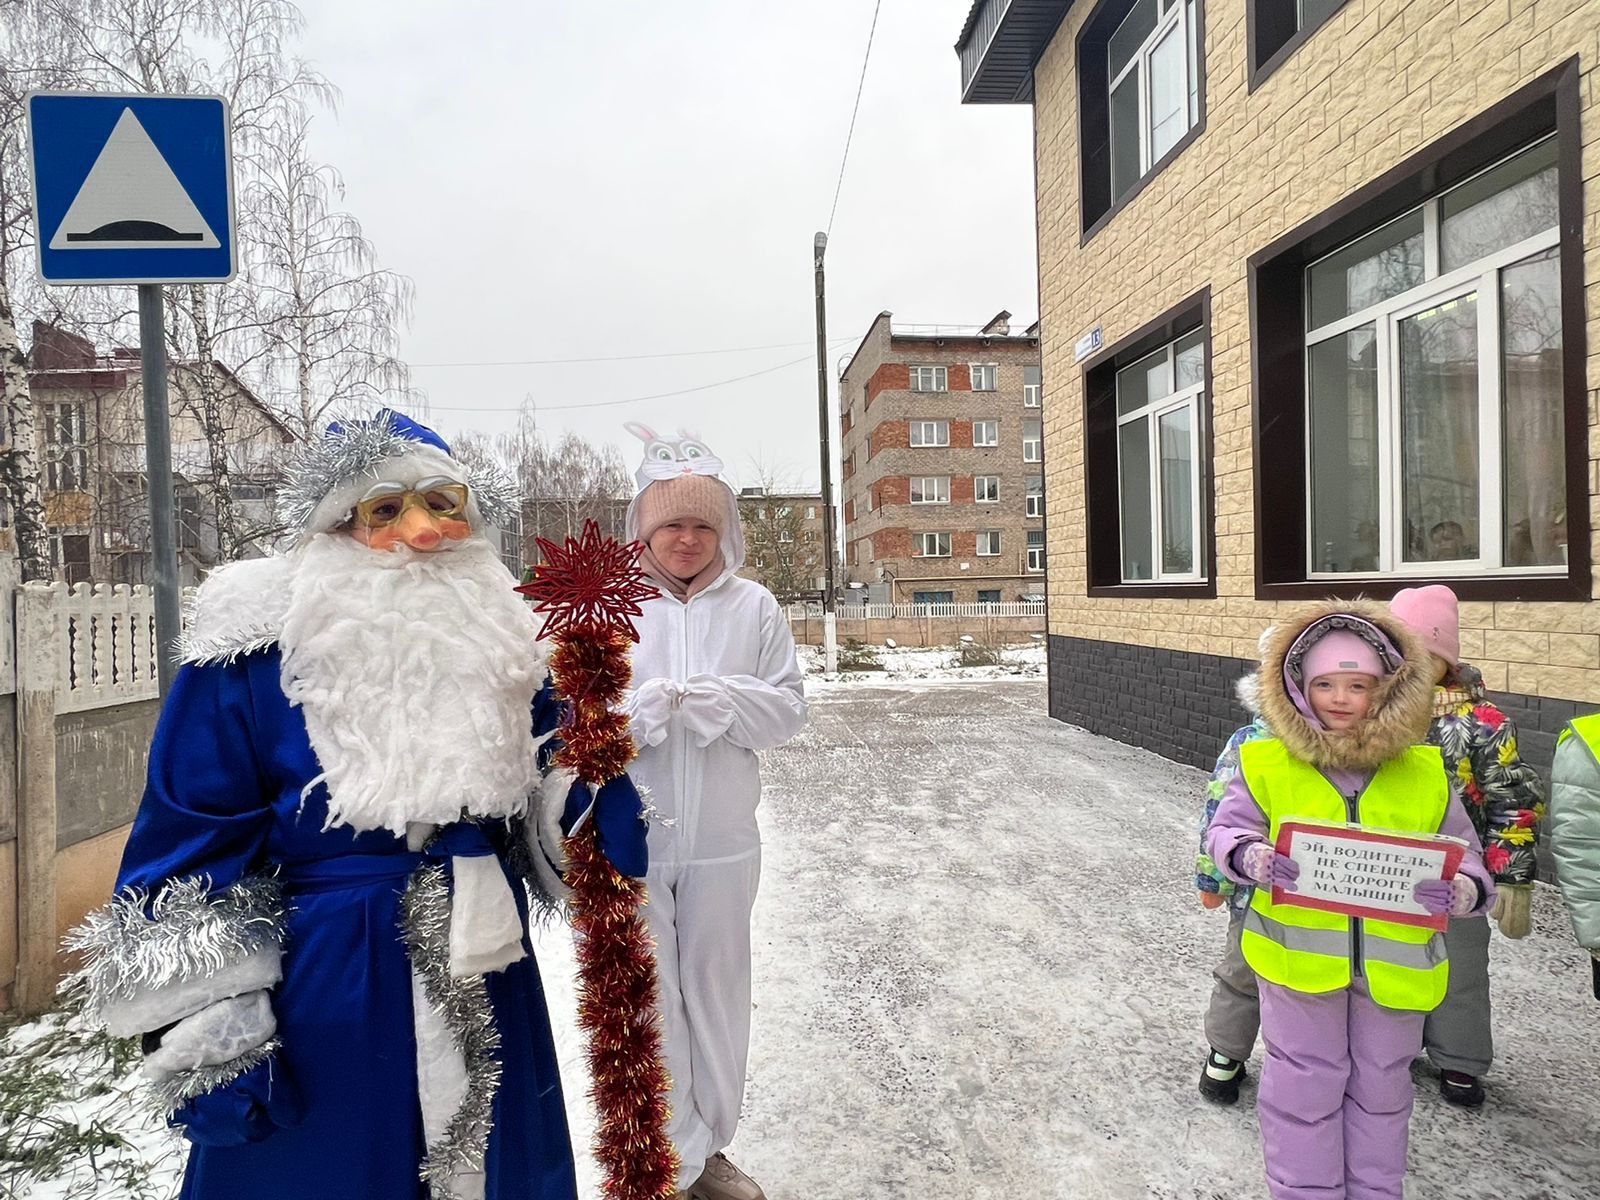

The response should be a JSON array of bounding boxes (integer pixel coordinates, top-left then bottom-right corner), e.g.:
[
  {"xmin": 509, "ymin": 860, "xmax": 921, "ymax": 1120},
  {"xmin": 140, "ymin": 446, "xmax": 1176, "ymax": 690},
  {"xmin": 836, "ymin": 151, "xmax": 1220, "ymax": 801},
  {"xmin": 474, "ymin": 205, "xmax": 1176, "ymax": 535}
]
[
  {"xmin": 622, "ymin": 430, "xmax": 745, "ymax": 575},
  {"xmin": 1257, "ymin": 600, "xmax": 1435, "ymax": 772}
]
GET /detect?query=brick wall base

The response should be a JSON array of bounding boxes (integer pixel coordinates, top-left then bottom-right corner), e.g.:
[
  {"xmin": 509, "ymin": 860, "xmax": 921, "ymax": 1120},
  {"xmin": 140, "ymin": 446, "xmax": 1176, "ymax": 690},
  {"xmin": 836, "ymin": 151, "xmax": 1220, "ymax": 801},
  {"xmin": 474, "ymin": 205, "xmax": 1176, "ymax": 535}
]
[{"xmin": 1046, "ymin": 634, "xmax": 1593, "ymax": 780}]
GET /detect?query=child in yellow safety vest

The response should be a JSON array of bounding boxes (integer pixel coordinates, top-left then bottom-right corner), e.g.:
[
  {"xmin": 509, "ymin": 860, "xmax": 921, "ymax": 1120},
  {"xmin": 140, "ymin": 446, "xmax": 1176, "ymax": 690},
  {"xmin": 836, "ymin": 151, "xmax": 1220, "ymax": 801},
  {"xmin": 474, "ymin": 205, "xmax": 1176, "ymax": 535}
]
[{"xmin": 1205, "ymin": 602, "xmax": 1494, "ymax": 1200}]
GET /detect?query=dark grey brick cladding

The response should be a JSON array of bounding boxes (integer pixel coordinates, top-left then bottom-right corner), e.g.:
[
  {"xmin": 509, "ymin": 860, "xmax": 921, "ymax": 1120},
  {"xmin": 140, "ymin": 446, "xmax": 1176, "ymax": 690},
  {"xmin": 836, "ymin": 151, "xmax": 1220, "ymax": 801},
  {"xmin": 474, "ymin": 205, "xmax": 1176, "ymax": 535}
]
[{"xmin": 1047, "ymin": 633, "xmax": 1597, "ymax": 881}]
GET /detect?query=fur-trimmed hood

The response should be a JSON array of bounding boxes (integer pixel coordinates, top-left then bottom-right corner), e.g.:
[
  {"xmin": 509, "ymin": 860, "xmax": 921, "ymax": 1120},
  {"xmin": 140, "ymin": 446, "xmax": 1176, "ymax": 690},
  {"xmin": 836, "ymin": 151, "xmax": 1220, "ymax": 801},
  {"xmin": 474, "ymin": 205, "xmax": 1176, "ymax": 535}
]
[{"xmin": 1257, "ymin": 600, "xmax": 1434, "ymax": 772}]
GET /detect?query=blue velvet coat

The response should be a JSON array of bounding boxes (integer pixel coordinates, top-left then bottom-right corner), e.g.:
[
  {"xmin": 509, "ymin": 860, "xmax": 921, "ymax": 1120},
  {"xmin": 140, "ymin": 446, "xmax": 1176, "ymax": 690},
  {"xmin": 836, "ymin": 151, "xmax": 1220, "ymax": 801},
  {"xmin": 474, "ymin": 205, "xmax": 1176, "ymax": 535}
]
[{"xmin": 116, "ymin": 646, "xmax": 595, "ymax": 1200}]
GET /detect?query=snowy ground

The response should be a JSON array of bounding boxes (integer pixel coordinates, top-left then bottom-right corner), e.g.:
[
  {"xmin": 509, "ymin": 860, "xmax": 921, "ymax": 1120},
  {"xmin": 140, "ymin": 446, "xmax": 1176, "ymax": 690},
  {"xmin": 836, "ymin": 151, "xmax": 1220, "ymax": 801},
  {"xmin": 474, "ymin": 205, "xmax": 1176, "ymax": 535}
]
[{"xmin": 6, "ymin": 669, "xmax": 1598, "ymax": 1199}]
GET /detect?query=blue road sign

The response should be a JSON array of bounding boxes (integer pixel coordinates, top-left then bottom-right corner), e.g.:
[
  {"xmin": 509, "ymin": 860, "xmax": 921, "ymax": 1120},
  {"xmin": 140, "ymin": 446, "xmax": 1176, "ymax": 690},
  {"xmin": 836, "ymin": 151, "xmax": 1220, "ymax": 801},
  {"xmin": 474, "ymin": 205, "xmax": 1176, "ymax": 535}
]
[{"xmin": 26, "ymin": 91, "xmax": 236, "ymax": 285}]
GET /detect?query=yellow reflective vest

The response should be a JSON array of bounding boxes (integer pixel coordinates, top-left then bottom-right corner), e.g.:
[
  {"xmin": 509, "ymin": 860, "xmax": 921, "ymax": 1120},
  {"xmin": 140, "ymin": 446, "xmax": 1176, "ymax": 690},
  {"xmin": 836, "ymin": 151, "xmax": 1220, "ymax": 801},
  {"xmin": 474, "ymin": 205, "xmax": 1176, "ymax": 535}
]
[{"xmin": 1237, "ymin": 739, "xmax": 1452, "ymax": 1012}]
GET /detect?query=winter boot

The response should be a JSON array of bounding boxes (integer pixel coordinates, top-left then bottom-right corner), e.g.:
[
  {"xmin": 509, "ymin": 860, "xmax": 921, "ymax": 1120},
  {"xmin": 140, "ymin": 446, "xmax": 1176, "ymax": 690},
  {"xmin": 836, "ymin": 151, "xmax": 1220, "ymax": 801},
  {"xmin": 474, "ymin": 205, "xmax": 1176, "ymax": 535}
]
[
  {"xmin": 1198, "ymin": 1049, "xmax": 1247, "ymax": 1104},
  {"xmin": 688, "ymin": 1152, "xmax": 766, "ymax": 1200},
  {"xmin": 1440, "ymin": 1070, "xmax": 1485, "ymax": 1107}
]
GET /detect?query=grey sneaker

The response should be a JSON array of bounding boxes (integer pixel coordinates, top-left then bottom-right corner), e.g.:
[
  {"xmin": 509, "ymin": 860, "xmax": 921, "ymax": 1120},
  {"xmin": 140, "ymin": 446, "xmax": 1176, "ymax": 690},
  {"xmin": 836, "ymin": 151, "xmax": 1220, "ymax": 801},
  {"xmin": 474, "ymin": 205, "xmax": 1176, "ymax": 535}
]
[{"xmin": 689, "ymin": 1152, "xmax": 766, "ymax": 1200}]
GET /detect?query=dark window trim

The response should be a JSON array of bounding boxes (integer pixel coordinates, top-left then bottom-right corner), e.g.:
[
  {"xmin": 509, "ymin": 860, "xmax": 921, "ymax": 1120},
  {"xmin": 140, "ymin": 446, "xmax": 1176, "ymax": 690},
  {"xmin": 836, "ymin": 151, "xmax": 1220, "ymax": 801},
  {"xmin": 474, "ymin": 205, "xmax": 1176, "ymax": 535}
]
[
  {"xmin": 1081, "ymin": 286, "xmax": 1217, "ymax": 599},
  {"xmin": 1077, "ymin": 0, "xmax": 1208, "ymax": 246},
  {"xmin": 1247, "ymin": 0, "xmax": 1349, "ymax": 93},
  {"xmin": 1247, "ymin": 58, "xmax": 1589, "ymax": 604}
]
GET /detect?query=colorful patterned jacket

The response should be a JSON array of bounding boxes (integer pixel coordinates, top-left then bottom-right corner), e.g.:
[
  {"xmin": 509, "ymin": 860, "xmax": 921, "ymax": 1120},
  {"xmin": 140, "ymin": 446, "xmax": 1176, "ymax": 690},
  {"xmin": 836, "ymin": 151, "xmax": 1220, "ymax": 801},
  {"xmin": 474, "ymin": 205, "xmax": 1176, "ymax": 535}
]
[
  {"xmin": 1426, "ymin": 663, "xmax": 1546, "ymax": 886},
  {"xmin": 1196, "ymin": 716, "xmax": 1272, "ymax": 911}
]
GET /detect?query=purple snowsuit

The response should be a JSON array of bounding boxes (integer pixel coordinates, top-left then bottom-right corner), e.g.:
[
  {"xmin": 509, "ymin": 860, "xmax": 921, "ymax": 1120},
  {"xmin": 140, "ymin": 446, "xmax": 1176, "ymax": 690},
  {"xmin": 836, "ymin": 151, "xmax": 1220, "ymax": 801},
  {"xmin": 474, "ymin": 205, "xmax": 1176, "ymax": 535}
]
[{"xmin": 1207, "ymin": 607, "xmax": 1493, "ymax": 1200}]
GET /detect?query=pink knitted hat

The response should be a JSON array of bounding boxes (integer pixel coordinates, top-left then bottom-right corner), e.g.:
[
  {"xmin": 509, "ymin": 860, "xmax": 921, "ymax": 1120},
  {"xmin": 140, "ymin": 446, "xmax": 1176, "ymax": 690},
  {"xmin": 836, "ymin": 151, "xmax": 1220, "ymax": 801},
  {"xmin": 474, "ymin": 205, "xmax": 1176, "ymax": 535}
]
[
  {"xmin": 1389, "ymin": 585, "xmax": 1461, "ymax": 667},
  {"xmin": 1302, "ymin": 629, "xmax": 1385, "ymax": 683},
  {"xmin": 635, "ymin": 474, "xmax": 728, "ymax": 542}
]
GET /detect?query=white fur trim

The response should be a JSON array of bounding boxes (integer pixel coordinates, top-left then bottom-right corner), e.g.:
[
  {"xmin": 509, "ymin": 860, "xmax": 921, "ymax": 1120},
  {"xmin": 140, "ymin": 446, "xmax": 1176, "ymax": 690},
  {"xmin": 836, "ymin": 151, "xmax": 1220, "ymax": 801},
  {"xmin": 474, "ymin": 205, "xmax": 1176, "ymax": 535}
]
[
  {"xmin": 178, "ymin": 556, "xmax": 294, "ymax": 665},
  {"xmin": 99, "ymin": 947, "xmax": 282, "ymax": 1038},
  {"xmin": 411, "ymin": 967, "xmax": 471, "ymax": 1170},
  {"xmin": 525, "ymin": 766, "xmax": 578, "ymax": 906}
]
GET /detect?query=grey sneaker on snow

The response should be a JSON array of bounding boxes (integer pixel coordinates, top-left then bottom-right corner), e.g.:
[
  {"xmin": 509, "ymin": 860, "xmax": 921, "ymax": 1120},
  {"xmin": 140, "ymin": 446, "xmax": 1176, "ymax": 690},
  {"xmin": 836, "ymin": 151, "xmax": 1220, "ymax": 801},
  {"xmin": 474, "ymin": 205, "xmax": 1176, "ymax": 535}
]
[{"xmin": 689, "ymin": 1152, "xmax": 766, "ymax": 1200}]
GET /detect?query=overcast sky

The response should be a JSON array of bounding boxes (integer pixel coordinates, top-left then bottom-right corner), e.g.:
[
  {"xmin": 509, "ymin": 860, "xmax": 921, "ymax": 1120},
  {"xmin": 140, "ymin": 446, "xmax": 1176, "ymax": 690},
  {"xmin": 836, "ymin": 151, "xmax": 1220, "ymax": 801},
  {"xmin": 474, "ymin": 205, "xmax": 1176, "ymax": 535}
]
[{"xmin": 293, "ymin": 0, "xmax": 1037, "ymax": 492}]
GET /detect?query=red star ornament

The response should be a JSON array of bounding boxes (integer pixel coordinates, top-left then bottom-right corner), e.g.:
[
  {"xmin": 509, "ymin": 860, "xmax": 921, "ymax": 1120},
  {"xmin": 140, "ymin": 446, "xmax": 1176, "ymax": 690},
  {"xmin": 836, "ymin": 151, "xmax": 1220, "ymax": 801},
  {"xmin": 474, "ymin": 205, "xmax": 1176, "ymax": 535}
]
[{"xmin": 516, "ymin": 520, "xmax": 659, "ymax": 642}]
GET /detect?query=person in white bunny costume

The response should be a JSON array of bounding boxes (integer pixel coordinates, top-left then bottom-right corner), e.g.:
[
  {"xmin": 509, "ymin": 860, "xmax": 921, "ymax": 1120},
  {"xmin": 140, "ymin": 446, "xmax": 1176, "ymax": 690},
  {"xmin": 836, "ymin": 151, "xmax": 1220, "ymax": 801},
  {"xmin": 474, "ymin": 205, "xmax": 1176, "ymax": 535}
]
[{"xmin": 620, "ymin": 422, "xmax": 808, "ymax": 1200}]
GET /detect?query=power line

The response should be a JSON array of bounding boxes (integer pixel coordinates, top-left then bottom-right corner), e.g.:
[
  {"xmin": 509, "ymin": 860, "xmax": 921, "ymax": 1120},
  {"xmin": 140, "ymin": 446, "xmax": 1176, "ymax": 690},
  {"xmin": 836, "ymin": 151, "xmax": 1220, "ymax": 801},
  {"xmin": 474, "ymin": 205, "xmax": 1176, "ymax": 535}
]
[
  {"xmin": 422, "ymin": 351, "xmax": 829, "ymax": 413},
  {"xmin": 411, "ymin": 337, "xmax": 851, "ymax": 369},
  {"xmin": 826, "ymin": 0, "xmax": 884, "ymax": 239}
]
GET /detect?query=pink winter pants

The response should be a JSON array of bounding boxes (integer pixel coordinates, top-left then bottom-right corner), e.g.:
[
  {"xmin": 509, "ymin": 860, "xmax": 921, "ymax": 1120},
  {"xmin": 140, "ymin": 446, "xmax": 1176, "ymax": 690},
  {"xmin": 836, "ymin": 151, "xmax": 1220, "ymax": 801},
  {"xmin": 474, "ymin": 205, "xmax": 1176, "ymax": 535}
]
[{"xmin": 1257, "ymin": 979, "xmax": 1427, "ymax": 1200}]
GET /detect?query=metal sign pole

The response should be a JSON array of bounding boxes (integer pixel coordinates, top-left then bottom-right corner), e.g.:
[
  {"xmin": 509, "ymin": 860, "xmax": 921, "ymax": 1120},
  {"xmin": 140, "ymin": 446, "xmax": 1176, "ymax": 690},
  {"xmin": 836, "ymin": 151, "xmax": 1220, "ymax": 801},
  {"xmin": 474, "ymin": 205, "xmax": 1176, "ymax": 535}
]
[
  {"xmin": 138, "ymin": 283, "xmax": 180, "ymax": 694},
  {"xmin": 813, "ymin": 232, "xmax": 838, "ymax": 673}
]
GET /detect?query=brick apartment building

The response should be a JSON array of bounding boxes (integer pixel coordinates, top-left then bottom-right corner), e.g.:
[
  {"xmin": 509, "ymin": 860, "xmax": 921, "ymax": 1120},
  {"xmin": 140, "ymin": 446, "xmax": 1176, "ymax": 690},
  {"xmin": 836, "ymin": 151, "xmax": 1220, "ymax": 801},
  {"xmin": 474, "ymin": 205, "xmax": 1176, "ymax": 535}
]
[
  {"xmin": 955, "ymin": 0, "xmax": 1598, "ymax": 772},
  {"xmin": 736, "ymin": 488, "xmax": 827, "ymax": 600},
  {"xmin": 839, "ymin": 310, "xmax": 1044, "ymax": 605}
]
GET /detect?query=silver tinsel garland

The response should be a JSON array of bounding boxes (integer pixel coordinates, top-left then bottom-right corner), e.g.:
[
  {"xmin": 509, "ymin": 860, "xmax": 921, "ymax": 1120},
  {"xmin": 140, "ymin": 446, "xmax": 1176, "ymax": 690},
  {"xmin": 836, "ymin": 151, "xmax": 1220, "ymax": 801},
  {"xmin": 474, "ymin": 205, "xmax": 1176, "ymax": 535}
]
[
  {"xmin": 147, "ymin": 1036, "xmax": 284, "ymax": 1116},
  {"xmin": 400, "ymin": 863, "xmax": 503, "ymax": 1200},
  {"xmin": 64, "ymin": 875, "xmax": 286, "ymax": 1018}
]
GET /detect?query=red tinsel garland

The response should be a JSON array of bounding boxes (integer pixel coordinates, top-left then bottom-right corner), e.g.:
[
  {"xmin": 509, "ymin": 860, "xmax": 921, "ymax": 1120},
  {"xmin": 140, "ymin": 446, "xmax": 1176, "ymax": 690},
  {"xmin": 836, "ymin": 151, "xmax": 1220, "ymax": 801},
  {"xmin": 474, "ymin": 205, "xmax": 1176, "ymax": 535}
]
[{"xmin": 518, "ymin": 522, "xmax": 679, "ymax": 1200}]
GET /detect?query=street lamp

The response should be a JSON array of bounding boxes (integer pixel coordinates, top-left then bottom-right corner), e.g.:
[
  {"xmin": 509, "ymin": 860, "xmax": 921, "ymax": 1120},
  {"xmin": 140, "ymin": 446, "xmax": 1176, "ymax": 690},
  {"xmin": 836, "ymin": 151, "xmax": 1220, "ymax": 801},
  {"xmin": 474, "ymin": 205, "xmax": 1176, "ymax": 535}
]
[{"xmin": 813, "ymin": 231, "xmax": 838, "ymax": 672}]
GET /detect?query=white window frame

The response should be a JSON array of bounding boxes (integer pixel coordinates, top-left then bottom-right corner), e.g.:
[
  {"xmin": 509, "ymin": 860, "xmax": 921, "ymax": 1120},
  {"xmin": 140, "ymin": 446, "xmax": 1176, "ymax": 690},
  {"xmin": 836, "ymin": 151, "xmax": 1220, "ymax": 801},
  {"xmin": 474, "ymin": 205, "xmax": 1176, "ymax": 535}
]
[
  {"xmin": 910, "ymin": 419, "xmax": 950, "ymax": 447},
  {"xmin": 976, "ymin": 475, "xmax": 1001, "ymax": 503},
  {"xmin": 916, "ymin": 532, "xmax": 952, "ymax": 558},
  {"xmin": 1023, "ymin": 419, "xmax": 1043, "ymax": 463},
  {"xmin": 45, "ymin": 402, "xmax": 89, "ymax": 492},
  {"xmin": 911, "ymin": 476, "xmax": 950, "ymax": 505},
  {"xmin": 1115, "ymin": 335, "xmax": 1206, "ymax": 584},
  {"xmin": 1026, "ymin": 531, "xmax": 1046, "ymax": 573},
  {"xmin": 911, "ymin": 365, "xmax": 948, "ymax": 393},
  {"xmin": 976, "ymin": 530, "xmax": 1002, "ymax": 556},
  {"xmin": 1302, "ymin": 139, "xmax": 1562, "ymax": 580},
  {"xmin": 973, "ymin": 419, "xmax": 1000, "ymax": 447},
  {"xmin": 1024, "ymin": 381, "xmax": 1042, "ymax": 408},
  {"xmin": 970, "ymin": 363, "xmax": 999, "ymax": 391},
  {"xmin": 1108, "ymin": 0, "xmax": 1198, "ymax": 194},
  {"xmin": 1026, "ymin": 480, "xmax": 1045, "ymax": 518}
]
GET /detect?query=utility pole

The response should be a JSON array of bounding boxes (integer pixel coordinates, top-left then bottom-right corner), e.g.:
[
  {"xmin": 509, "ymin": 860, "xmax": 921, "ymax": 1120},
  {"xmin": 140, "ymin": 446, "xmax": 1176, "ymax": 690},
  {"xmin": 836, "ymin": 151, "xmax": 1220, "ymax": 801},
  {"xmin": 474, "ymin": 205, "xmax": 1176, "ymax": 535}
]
[{"xmin": 813, "ymin": 232, "xmax": 838, "ymax": 673}]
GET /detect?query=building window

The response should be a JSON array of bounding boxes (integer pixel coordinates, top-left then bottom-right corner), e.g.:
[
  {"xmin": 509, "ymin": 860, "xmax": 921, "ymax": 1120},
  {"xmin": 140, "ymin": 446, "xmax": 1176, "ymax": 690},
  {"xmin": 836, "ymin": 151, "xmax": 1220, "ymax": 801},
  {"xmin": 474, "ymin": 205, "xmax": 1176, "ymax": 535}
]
[
  {"xmin": 1022, "ymin": 419, "xmax": 1042, "ymax": 463},
  {"xmin": 1252, "ymin": 64, "xmax": 1586, "ymax": 601},
  {"xmin": 911, "ymin": 366, "xmax": 948, "ymax": 392},
  {"xmin": 44, "ymin": 402, "xmax": 89, "ymax": 492},
  {"xmin": 1084, "ymin": 289, "xmax": 1215, "ymax": 597},
  {"xmin": 911, "ymin": 476, "xmax": 950, "ymax": 505},
  {"xmin": 1115, "ymin": 330, "xmax": 1205, "ymax": 582},
  {"xmin": 970, "ymin": 363, "xmax": 999, "ymax": 391},
  {"xmin": 1079, "ymin": 0, "xmax": 1204, "ymax": 237},
  {"xmin": 1026, "ymin": 478, "xmax": 1045, "ymax": 518},
  {"xmin": 973, "ymin": 419, "xmax": 1000, "ymax": 447},
  {"xmin": 866, "ymin": 432, "xmax": 873, "ymax": 458},
  {"xmin": 976, "ymin": 476, "xmax": 1001, "ymax": 503},
  {"xmin": 1026, "ymin": 530, "xmax": 1045, "ymax": 573},
  {"xmin": 1301, "ymin": 139, "xmax": 1562, "ymax": 579},
  {"xmin": 977, "ymin": 530, "xmax": 1002, "ymax": 556},
  {"xmin": 806, "ymin": 506, "xmax": 817, "ymax": 519},
  {"xmin": 977, "ymin": 589, "xmax": 1002, "ymax": 606},
  {"xmin": 778, "ymin": 529, "xmax": 794, "ymax": 543},
  {"xmin": 915, "ymin": 532, "xmax": 951, "ymax": 558},
  {"xmin": 911, "ymin": 420, "xmax": 950, "ymax": 447},
  {"xmin": 1249, "ymin": 1, "xmax": 1346, "ymax": 88},
  {"xmin": 50, "ymin": 531, "xmax": 92, "ymax": 584},
  {"xmin": 913, "ymin": 590, "xmax": 954, "ymax": 605},
  {"xmin": 1023, "ymin": 364, "xmax": 1042, "ymax": 407}
]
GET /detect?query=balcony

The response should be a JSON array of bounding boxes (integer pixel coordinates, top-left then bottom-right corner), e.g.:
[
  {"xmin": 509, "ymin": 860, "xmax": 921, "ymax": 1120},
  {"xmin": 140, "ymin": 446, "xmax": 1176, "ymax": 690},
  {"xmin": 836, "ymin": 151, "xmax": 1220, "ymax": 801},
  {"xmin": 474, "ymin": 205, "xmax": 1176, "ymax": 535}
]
[{"xmin": 955, "ymin": 0, "xmax": 1075, "ymax": 104}]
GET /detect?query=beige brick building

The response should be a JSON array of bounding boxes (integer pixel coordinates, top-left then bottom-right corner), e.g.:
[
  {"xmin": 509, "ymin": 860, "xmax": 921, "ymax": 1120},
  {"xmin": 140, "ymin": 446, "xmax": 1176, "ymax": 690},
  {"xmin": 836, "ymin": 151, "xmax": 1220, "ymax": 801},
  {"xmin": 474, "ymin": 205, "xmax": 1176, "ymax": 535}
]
[
  {"xmin": 736, "ymin": 489, "xmax": 828, "ymax": 600},
  {"xmin": 956, "ymin": 0, "xmax": 1599, "ymax": 769},
  {"xmin": 839, "ymin": 310, "xmax": 1046, "ymax": 604}
]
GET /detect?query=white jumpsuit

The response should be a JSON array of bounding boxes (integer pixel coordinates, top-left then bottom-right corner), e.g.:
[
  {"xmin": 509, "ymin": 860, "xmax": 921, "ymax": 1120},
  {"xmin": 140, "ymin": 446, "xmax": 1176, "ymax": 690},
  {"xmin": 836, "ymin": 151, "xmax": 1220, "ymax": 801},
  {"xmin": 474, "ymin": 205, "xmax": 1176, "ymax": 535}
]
[{"xmin": 624, "ymin": 489, "xmax": 807, "ymax": 1190}]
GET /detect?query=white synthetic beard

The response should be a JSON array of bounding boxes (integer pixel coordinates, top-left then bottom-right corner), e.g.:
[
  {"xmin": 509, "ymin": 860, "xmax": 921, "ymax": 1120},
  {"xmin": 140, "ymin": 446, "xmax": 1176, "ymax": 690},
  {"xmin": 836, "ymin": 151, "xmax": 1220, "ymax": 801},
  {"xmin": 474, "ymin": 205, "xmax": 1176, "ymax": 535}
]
[{"xmin": 279, "ymin": 534, "xmax": 546, "ymax": 836}]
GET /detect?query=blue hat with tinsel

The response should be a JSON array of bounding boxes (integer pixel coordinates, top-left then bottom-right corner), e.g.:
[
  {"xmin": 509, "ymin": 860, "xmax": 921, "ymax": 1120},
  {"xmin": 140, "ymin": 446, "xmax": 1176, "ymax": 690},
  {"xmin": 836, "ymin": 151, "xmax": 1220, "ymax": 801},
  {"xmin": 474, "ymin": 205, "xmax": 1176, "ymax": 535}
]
[{"xmin": 279, "ymin": 408, "xmax": 516, "ymax": 541}]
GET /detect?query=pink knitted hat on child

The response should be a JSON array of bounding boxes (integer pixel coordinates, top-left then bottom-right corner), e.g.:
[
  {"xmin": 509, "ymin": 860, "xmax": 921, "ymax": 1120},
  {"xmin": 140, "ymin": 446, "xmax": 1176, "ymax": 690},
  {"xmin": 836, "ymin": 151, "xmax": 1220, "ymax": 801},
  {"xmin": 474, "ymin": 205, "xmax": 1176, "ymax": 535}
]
[
  {"xmin": 1302, "ymin": 629, "xmax": 1385, "ymax": 682},
  {"xmin": 635, "ymin": 474, "xmax": 728, "ymax": 542},
  {"xmin": 1389, "ymin": 585, "xmax": 1461, "ymax": 667}
]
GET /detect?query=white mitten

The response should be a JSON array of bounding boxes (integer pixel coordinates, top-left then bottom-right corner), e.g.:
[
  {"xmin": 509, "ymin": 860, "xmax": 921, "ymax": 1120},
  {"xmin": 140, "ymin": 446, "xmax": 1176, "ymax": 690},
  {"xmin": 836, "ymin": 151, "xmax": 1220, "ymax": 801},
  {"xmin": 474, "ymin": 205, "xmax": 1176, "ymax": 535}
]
[{"xmin": 143, "ymin": 990, "xmax": 276, "ymax": 1082}]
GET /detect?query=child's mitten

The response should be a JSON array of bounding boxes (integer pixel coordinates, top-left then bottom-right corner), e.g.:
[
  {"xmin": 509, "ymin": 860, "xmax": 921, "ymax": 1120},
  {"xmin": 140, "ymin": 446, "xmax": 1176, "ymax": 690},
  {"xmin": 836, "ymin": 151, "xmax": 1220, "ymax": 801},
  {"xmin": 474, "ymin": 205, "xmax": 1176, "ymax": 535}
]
[
  {"xmin": 1489, "ymin": 883, "xmax": 1533, "ymax": 939},
  {"xmin": 1238, "ymin": 842, "xmax": 1301, "ymax": 890},
  {"xmin": 1413, "ymin": 875, "xmax": 1478, "ymax": 917}
]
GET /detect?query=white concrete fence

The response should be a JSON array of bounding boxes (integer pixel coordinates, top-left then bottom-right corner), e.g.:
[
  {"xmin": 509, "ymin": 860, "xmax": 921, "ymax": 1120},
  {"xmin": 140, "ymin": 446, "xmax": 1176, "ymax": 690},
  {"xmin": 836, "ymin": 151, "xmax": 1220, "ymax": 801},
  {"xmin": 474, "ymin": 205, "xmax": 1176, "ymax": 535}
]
[
  {"xmin": 2, "ymin": 568, "xmax": 167, "ymax": 1012},
  {"xmin": 785, "ymin": 601, "xmax": 1046, "ymax": 621}
]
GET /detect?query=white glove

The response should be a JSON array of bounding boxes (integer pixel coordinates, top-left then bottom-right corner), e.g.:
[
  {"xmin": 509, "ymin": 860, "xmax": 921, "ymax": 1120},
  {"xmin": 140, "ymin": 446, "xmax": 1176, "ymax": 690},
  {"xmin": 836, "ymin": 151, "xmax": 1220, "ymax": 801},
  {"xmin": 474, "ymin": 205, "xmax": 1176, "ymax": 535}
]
[
  {"xmin": 143, "ymin": 990, "xmax": 276, "ymax": 1082},
  {"xmin": 679, "ymin": 675, "xmax": 736, "ymax": 747},
  {"xmin": 624, "ymin": 679, "xmax": 685, "ymax": 747}
]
